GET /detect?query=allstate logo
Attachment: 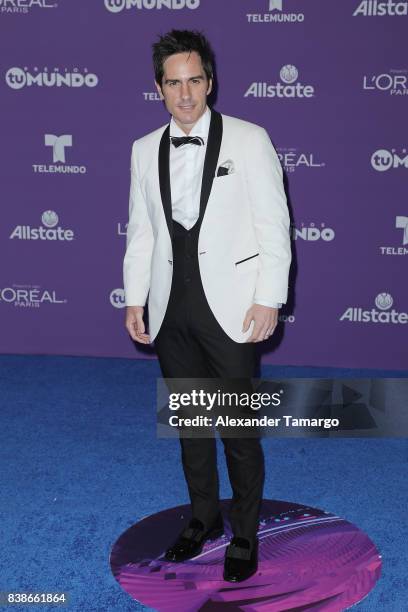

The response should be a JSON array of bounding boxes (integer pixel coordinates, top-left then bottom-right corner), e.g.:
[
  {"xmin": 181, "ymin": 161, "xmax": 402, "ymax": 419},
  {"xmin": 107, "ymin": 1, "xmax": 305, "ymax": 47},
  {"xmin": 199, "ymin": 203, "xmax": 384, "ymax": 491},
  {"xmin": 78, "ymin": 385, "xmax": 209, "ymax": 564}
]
[
  {"xmin": 10, "ymin": 211, "xmax": 74, "ymax": 241},
  {"xmin": 353, "ymin": 0, "xmax": 408, "ymax": 16},
  {"xmin": 375, "ymin": 293, "xmax": 393, "ymax": 310},
  {"xmin": 280, "ymin": 65, "xmax": 298, "ymax": 84},
  {"xmin": 340, "ymin": 292, "xmax": 407, "ymax": 324},
  {"xmin": 41, "ymin": 210, "xmax": 59, "ymax": 228},
  {"xmin": 245, "ymin": 65, "xmax": 314, "ymax": 98},
  {"xmin": 5, "ymin": 67, "xmax": 26, "ymax": 90},
  {"xmin": 110, "ymin": 288, "xmax": 126, "ymax": 308}
]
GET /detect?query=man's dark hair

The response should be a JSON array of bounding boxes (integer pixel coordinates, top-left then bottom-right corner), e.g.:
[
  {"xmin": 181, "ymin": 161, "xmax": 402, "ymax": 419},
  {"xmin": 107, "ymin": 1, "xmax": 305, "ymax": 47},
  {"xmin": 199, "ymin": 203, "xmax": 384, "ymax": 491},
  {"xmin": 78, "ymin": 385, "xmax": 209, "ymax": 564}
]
[{"xmin": 152, "ymin": 29, "xmax": 215, "ymax": 87}]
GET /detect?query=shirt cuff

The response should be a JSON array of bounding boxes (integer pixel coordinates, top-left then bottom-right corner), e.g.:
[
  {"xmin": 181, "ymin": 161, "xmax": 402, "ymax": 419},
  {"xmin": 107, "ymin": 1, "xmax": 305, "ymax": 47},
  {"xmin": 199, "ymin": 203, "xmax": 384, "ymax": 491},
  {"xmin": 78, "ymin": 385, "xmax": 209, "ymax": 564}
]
[{"xmin": 254, "ymin": 300, "xmax": 282, "ymax": 309}]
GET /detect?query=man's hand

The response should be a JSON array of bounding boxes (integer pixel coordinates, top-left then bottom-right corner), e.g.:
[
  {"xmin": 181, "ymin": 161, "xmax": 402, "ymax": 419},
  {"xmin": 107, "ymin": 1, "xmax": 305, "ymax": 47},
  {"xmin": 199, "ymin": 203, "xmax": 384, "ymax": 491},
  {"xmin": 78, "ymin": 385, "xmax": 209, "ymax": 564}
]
[
  {"xmin": 125, "ymin": 306, "xmax": 151, "ymax": 344},
  {"xmin": 242, "ymin": 304, "xmax": 279, "ymax": 342}
]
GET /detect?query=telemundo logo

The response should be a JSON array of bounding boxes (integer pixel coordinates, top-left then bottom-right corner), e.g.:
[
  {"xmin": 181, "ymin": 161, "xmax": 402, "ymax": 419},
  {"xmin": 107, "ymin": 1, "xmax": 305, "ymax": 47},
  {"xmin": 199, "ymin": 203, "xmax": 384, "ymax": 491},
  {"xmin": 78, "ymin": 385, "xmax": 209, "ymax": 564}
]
[
  {"xmin": 340, "ymin": 293, "xmax": 408, "ymax": 324},
  {"xmin": 247, "ymin": 0, "xmax": 304, "ymax": 23},
  {"xmin": 396, "ymin": 216, "xmax": 408, "ymax": 245},
  {"xmin": 245, "ymin": 65, "xmax": 315, "ymax": 98},
  {"xmin": 9, "ymin": 211, "xmax": 74, "ymax": 241},
  {"xmin": 104, "ymin": 0, "xmax": 199, "ymax": 12},
  {"xmin": 379, "ymin": 216, "xmax": 408, "ymax": 255},
  {"xmin": 33, "ymin": 134, "xmax": 87, "ymax": 175}
]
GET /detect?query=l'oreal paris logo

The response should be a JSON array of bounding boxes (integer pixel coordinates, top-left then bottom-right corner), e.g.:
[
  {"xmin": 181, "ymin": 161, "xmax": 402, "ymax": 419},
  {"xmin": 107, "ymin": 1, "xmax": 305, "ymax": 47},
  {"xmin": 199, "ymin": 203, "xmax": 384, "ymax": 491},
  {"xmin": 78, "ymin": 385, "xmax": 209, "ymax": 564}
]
[
  {"xmin": 0, "ymin": 0, "xmax": 57, "ymax": 13},
  {"xmin": 363, "ymin": 70, "xmax": 408, "ymax": 95}
]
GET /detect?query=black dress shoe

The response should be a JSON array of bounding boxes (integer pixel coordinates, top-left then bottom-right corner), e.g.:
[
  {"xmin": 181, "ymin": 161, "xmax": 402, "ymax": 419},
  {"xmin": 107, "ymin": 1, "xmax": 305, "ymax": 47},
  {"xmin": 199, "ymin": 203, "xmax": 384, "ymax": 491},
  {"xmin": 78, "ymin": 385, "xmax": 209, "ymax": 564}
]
[
  {"xmin": 223, "ymin": 536, "xmax": 258, "ymax": 582},
  {"xmin": 164, "ymin": 514, "xmax": 224, "ymax": 562}
]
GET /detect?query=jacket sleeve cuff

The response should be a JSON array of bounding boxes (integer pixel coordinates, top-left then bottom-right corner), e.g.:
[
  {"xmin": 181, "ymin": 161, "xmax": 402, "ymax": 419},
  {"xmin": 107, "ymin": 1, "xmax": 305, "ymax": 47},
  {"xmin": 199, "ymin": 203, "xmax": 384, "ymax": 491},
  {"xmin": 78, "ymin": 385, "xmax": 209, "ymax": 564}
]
[{"xmin": 254, "ymin": 300, "xmax": 282, "ymax": 309}]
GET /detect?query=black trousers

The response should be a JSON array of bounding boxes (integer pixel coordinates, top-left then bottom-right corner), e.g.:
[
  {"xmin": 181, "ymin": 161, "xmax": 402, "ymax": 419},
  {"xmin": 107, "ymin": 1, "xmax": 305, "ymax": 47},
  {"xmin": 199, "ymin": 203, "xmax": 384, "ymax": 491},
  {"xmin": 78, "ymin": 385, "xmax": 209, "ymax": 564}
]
[{"xmin": 154, "ymin": 220, "xmax": 265, "ymax": 544}]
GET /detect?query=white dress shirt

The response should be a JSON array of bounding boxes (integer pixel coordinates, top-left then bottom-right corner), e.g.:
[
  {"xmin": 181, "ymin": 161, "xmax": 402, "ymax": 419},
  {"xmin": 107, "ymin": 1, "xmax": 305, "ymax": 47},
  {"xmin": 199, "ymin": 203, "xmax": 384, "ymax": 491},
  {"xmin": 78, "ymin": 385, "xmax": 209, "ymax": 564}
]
[
  {"xmin": 169, "ymin": 105, "xmax": 209, "ymax": 231},
  {"xmin": 169, "ymin": 106, "xmax": 281, "ymax": 310}
]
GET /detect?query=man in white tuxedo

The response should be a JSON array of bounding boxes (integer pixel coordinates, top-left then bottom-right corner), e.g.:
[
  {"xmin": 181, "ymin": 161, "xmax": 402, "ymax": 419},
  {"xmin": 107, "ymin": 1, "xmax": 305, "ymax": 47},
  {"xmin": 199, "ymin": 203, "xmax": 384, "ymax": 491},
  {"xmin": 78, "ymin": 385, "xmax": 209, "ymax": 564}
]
[{"xmin": 124, "ymin": 30, "xmax": 291, "ymax": 582}]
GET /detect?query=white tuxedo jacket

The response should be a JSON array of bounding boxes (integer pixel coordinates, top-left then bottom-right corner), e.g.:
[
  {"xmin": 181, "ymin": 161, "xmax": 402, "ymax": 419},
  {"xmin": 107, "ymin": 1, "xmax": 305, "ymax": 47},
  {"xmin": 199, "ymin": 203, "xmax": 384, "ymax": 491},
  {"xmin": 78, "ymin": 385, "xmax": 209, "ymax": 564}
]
[{"xmin": 123, "ymin": 108, "xmax": 291, "ymax": 343}]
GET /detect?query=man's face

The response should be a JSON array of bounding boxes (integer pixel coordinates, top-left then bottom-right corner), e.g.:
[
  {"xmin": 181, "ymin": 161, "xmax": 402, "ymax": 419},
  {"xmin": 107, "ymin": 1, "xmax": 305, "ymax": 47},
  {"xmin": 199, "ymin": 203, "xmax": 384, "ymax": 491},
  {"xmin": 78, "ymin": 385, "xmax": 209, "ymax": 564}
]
[{"xmin": 155, "ymin": 51, "xmax": 212, "ymax": 134}]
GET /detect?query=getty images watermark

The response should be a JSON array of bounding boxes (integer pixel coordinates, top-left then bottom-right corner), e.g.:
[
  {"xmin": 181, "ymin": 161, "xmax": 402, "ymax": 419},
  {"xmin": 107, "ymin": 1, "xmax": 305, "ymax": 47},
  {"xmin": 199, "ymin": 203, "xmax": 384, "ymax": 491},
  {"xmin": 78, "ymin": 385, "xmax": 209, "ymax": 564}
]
[
  {"xmin": 156, "ymin": 378, "xmax": 408, "ymax": 438},
  {"xmin": 166, "ymin": 387, "xmax": 339, "ymax": 430},
  {"xmin": 157, "ymin": 379, "xmax": 344, "ymax": 438}
]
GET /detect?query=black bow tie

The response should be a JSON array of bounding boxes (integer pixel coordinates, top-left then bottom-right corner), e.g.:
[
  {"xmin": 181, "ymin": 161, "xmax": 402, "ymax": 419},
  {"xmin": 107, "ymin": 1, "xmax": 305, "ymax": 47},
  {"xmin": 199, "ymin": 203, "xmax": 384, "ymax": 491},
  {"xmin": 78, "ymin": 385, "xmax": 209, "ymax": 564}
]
[{"xmin": 170, "ymin": 135, "xmax": 204, "ymax": 148}]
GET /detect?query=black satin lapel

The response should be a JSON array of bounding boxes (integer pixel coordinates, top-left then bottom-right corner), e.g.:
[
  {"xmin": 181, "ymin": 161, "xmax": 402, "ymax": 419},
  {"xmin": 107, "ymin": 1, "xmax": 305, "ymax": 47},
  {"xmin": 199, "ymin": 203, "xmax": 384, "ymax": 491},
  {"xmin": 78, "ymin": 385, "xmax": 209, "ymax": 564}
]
[
  {"xmin": 199, "ymin": 109, "xmax": 223, "ymax": 219},
  {"xmin": 158, "ymin": 125, "xmax": 172, "ymax": 239}
]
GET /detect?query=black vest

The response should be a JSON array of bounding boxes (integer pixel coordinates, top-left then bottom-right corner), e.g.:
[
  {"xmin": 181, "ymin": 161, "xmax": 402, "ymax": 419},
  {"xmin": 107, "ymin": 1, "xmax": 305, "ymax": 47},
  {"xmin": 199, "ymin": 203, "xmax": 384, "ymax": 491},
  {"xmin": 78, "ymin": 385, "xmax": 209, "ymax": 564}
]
[{"xmin": 171, "ymin": 219, "xmax": 202, "ymax": 290}]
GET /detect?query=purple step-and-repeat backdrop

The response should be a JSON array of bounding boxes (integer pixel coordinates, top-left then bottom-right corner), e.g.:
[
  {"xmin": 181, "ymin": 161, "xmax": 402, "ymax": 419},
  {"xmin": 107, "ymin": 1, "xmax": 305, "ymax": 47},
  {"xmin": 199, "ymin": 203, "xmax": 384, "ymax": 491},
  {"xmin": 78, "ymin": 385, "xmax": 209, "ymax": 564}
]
[{"xmin": 1, "ymin": 0, "xmax": 406, "ymax": 369}]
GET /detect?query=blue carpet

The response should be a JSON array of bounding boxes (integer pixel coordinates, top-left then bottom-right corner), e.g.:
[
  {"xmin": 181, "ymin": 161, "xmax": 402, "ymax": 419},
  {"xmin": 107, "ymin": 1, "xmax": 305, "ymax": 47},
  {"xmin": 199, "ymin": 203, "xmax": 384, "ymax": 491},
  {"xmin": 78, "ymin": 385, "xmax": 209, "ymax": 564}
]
[{"xmin": 0, "ymin": 354, "xmax": 406, "ymax": 611}]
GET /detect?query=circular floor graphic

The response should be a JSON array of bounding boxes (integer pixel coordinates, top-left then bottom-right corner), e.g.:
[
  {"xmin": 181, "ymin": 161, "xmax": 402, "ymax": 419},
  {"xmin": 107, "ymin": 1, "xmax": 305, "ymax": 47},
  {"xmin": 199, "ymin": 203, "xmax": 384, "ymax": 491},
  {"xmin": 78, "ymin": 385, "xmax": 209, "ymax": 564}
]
[{"xmin": 110, "ymin": 499, "xmax": 382, "ymax": 611}]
